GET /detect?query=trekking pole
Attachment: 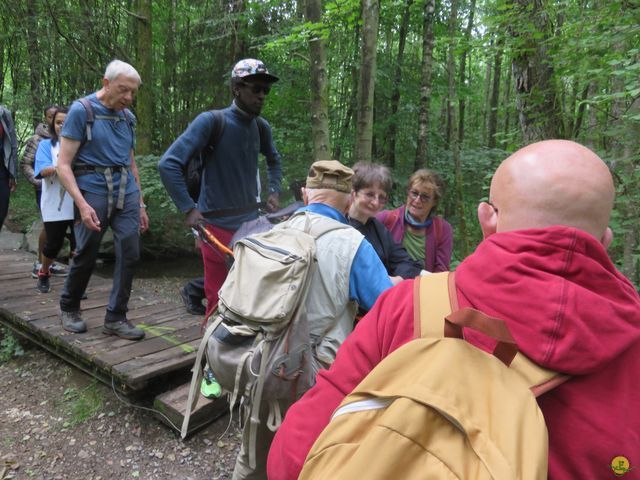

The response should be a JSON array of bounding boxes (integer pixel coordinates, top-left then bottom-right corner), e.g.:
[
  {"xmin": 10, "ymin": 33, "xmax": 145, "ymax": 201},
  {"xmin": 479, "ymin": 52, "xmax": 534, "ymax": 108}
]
[{"xmin": 194, "ymin": 222, "xmax": 234, "ymax": 256}]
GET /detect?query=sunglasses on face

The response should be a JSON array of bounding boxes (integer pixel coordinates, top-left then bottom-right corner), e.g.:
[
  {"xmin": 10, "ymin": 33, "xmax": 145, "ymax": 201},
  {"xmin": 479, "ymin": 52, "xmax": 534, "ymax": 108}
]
[
  {"xmin": 240, "ymin": 81, "xmax": 271, "ymax": 95},
  {"xmin": 408, "ymin": 189, "xmax": 432, "ymax": 203}
]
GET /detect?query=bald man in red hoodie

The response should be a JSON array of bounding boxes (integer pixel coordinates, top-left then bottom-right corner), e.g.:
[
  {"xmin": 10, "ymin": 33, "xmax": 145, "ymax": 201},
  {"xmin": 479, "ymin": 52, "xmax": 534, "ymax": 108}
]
[{"xmin": 268, "ymin": 140, "xmax": 640, "ymax": 480}]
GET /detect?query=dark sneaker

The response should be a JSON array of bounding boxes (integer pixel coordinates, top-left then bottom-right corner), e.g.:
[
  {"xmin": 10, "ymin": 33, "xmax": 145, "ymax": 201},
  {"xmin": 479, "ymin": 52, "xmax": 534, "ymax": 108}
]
[
  {"xmin": 180, "ymin": 287, "xmax": 206, "ymax": 315},
  {"xmin": 36, "ymin": 271, "xmax": 51, "ymax": 293},
  {"xmin": 50, "ymin": 262, "xmax": 68, "ymax": 277},
  {"xmin": 60, "ymin": 310, "xmax": 87, "ymax": 333},
  {"xmin": 102, "ymin": 320, "xmax": 145, "ymax": 340}
]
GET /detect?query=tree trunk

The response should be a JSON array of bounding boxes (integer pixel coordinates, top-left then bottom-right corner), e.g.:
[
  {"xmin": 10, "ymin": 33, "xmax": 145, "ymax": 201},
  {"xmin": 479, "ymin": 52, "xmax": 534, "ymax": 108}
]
[
  {"xmin": 487, "ymin": 38, "xmax": 503, "ymax": 148},
  {"xmin": 447, "ymin": 0, "xmax": 469, "ymax": 257},
  {"xmin": 25, "ymin": 0, "xmax": 43, "ymax": 128},
  {"xmin": 457, "ymin": 0, "xmax": 477, "ymax": 145},
  {"xmin": 354, "ymin": 0, "xmax": 380, "ymax": 163},
  {"xmin": 503, "ymin": 57, "xmax": 512, "ymax": 142},
  {"xmin": 509, "ymin": 0, "xmax": 563, "ymax": 143},
  {"xmin": 386, "ymin": 0, "xmax": 413, "ymax": 168},
  {"xmin": 481, "ymin": 42, "xmax": 493, "ymax": 145},
  {"xmin": 135, "ymin": 0, "xmax": 153, "ymax": 155},
  {"xmin": 415, "ymin": 0, "xmax": 436, "ymax": 170},
  {"xmin": 334, "ymin": 25, "xmax": 360, "ymax": 162},
  {"xmin": 610, "ymin": 43, "xmax": 639, "ymax": 284},
  {"xmin": 305, "ymin": 0, "xmax": 331, "ymax": 160}
]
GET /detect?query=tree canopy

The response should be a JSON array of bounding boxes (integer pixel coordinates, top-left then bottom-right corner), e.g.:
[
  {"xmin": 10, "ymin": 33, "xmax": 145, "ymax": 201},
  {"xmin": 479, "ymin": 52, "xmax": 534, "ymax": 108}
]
[{"xmin": 2, "ymin": 0, "xmax": 638, "ymax": 283}]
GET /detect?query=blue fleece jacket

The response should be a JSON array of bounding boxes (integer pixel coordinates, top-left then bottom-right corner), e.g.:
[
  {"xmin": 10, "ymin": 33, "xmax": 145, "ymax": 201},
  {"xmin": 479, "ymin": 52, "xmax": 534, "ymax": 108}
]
[{"xmin": 298, "ymin": 203, "xmax": 393, "ymax": 311}]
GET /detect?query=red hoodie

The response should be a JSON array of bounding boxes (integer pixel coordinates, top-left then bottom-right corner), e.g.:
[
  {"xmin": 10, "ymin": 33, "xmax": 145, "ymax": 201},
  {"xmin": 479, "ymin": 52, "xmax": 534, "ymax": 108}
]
[{"xmin": 267, "ymin": 227, "xmax": 640, "ymax": 480}]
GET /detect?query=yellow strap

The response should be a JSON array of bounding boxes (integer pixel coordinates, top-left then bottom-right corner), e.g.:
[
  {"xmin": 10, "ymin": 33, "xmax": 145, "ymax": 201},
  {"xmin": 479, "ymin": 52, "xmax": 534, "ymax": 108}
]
[{"xmin": 416, "ymin": 272, "xmax": 453, "ymax": 339}]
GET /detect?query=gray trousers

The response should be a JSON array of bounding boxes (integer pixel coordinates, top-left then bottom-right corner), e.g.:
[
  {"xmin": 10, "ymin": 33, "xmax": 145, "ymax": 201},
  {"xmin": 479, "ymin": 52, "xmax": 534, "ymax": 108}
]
[{"xmin": 60, "ymin": 190, "xmax": 140, "ymax": 321}]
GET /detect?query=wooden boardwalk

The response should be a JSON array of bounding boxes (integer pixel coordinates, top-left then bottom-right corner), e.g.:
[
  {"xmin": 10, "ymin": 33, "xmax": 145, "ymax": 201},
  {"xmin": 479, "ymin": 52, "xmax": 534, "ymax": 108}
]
[{"xmin": 0, "ymin": 248, "xmax": 204, "ymax": 396}]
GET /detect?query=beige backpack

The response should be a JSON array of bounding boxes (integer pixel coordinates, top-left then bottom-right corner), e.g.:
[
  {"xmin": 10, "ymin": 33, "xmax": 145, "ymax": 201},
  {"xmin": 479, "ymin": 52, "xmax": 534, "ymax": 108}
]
[{"xmin": 300, "ymin": 272, "xmax": 568, "ymax": 480}]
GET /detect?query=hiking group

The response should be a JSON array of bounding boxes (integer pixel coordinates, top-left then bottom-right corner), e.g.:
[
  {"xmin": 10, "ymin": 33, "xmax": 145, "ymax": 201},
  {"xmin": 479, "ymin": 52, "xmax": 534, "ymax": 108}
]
[{"xmin": 2, "ymin": 55, "xmax": 638, "ymax": 480}]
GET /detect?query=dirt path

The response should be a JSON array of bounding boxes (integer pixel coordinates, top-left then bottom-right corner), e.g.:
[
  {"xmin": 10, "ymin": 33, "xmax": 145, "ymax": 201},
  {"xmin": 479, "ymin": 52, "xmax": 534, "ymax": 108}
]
[{"xmin": 1, "ymin": 277, "xmax": 241, "ymax": 480}]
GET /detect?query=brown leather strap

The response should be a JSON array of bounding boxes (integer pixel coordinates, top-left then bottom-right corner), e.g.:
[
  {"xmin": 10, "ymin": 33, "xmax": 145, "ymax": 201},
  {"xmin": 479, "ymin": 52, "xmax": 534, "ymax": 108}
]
[{"xmin": 415, "ymin": 273, "xmax": 567, "ymax": 395}]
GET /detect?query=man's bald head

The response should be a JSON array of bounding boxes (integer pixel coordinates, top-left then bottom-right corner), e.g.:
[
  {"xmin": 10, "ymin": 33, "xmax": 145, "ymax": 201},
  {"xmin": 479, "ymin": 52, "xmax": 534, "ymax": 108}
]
[{"xmin": 480, "ymin": 140, "xmax": 615, "ymax": 244}]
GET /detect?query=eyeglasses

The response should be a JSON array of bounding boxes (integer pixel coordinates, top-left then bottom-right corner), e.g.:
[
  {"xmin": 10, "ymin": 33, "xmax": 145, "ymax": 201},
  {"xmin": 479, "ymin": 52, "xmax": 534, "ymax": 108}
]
[
  {"xmin": 408, "ymin": 189, "xmax": 432, "ymax": 203},
  {"xmin": 240, "ymin": 81, "xmax": 271, "ymax": 95},
  {"xmin": 358, "ymin": 190, "xmax": 388, "ymax": 204}
]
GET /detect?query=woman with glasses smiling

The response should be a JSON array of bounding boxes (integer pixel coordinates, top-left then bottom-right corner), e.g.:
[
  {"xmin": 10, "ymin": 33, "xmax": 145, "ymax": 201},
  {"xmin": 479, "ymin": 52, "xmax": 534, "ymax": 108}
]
[
  {"xmin": 347, "ymin": 162, "xmax": 422, "ymax": 285},
  {"xmin": 376, "ymin": 169, "xmax": 453, "ymax": 272}
]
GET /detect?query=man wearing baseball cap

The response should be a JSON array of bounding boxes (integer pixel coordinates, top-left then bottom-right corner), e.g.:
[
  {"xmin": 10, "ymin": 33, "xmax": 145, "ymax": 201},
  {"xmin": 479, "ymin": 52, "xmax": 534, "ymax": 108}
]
[
  {"xmin": 159, "ymin": 58, "xmax": 282, "ymax": 318},
  {"xmin": 230, "ymin": 159, "xmax": 394, "ymax": 480}
]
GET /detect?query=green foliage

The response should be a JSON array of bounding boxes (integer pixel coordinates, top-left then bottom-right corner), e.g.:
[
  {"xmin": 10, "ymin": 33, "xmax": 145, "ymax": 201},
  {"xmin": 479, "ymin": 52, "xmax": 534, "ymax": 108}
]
[
  {"xmin": 57, "ymin": 382, "xmax": 104, "ymax": 427},
  {"xmin": 5, "ymin": 181, "xmax": 40, "ymax": 233},
  {"xmin": 1, "ymin": 0, "xmax": 638, "ymax": 283},
  {"xmin": 0, "ymin": 327, "xmax": 25, "ymax": 363},
  {"xmin": 135, "ymin": 154, "xmax": 195, "ymax": 258}
]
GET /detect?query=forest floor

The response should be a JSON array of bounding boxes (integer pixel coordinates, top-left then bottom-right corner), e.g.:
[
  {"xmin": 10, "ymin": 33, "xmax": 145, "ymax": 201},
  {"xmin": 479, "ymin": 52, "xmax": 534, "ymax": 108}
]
[{"xmin": 0, "ymin": 275, "xmax": 242, "ymax": 480}]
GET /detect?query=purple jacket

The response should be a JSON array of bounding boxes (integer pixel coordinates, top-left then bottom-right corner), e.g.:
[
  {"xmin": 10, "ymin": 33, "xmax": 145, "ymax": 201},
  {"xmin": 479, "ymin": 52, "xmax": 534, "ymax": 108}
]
[{"xmin": 376, "ymin": 205, "xmax": 453, "ymax": 272}]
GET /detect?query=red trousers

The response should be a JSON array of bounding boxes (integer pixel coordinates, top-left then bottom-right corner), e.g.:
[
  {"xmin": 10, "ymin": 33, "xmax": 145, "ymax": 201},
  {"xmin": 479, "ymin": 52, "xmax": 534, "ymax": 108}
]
[{"xmin": 200, "ymin": 224, "xmax": 234, "ymax": 318}]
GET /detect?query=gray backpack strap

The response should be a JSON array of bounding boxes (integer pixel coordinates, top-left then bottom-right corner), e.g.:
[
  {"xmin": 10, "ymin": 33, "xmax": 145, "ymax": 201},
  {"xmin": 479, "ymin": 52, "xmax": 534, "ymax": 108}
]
[
  {"xmin": 78, "ymin": 97, "xmax": 95, "ymax": 142},
  {"xmin": 181, "ymin": 315, "xmax": 225, "ymax": 439}
]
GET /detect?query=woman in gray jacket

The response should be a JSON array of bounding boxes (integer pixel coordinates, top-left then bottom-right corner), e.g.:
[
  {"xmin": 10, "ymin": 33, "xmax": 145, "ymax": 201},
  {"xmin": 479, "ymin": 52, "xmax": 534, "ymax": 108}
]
[{"xmin": 0, "ymin": 104, "xmax": 18, "ymax": 231}]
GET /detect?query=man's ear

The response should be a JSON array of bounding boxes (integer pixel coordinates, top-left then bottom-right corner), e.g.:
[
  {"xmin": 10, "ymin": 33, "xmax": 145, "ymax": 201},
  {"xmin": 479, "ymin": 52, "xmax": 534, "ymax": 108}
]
[
  {"xmin": 477, "ymin": 202, "xmax": 498, "ymax": 239},
  {"xmin": 102, "ymin": 77, "xmax": 109, "ymax": 89},
  {"xmin": 601, "ymin": 227, "xmax": 613, "ymax": 250},
  {"xmin": 344, "ymin": 194, "xmax": 353, "ymax": 215}
]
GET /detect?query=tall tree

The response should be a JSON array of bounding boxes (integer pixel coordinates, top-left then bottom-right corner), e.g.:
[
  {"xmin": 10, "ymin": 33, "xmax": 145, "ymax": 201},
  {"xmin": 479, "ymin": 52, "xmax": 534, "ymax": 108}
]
[
  {"xmin": 354, "ymin": 0, "xmax": 379, "ymax": 163},
  {"xmin": 509, "ymin": 0, "xmax": 563, "ymax": 143},
  {"xmin": 487, "ymin": 38, "xmax": 503, "ymax": 148},
  {"xmin": 447, "ymin": 0, "xmax": 469, "ymax": 256},
  {"xmin": 305, "ymin": 0, "xmax": 331, "ymax": 160},
  {"xmin": 24, "ymin": 0, "xmax": 43, "ymax": 127},
  {"xmin": 415, "ymin": 0, "xmax": 436, "ymax": 170},
  {"xmin": 457, "ymin": 0, "xmax": 477, "ymax": 145},
  {"xmin": 135, "ymin": 0, "xmax": 153, "ymax": 155},
  {"xmin": 385, "ymin": 0, "xmax": 413, "ymax": 168}
]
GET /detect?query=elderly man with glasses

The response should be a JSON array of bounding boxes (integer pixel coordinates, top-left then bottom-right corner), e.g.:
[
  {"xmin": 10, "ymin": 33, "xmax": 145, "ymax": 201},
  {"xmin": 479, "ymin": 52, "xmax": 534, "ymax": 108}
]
[{"xmin": 159, "ymin": 58, "xmax": 282, "ymax": 319}]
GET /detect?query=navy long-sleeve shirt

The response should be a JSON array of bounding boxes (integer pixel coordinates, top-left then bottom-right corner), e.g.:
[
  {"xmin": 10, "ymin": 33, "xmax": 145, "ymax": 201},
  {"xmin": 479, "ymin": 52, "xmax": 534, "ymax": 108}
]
[{"xmin": 158, "ymin": 102, "xmax": 282, "ymax": 230}]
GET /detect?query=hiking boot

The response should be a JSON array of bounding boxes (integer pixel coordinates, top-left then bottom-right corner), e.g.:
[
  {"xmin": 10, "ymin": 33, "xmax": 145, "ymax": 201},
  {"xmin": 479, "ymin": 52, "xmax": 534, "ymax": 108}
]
[
  {"xmin": 50, "ymin": 262, "xmax": 68, "ymax": 277},
  {"xmin": 60, "ymin": 310, "xmax": 87, "ymax": 333},
  {"xmin": 36, "ymin": 270, "xmax": 51, "ymax": 293},
  {"xmin": 102, "ymin": 319, "xmax": 145, "ymax": 341},
  {"xmin": 180, "ymin": 287, "xmax": 206, "ymax": 315}
]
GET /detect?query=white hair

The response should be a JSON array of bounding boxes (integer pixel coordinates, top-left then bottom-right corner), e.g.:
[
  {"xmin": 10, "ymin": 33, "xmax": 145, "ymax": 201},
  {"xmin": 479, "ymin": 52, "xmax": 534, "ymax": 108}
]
[{"xmin": 104, "ymin": 60, "xmax": 141, "ymax": 84}]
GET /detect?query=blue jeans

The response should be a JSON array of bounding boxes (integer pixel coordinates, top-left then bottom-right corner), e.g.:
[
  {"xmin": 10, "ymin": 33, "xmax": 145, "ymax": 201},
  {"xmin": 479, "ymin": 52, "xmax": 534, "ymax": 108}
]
[{"xmin": 60, "ymin": 190, "xmax": 140, "ymax": 321}]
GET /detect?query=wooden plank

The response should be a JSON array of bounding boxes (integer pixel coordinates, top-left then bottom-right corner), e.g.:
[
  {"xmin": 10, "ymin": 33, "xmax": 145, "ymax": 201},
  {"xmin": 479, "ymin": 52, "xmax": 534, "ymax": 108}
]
[
  {"xmin": 153, "ymin": 382, "xmax": 229, "ymax": 436},
  {"xmin": 97, "ymin": 323, "xmax": 202, "ymax": 366},
  {"xmin": 114, "ymin": 338, "xmax": 201, "ymax": 385},
  {"xmin": 0, "ymin": 248, "xmax": 205, "ymax": 395}
]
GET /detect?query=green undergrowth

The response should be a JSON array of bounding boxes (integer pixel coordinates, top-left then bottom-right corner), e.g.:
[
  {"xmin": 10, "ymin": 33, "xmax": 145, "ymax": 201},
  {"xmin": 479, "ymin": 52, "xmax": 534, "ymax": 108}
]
[
  {"xmin": 57, "ymin": 381, "xmax": 104, "ymax": 427},
  {"xmin": 0, "ymin": 327, "xmax": 25, "ymax": 363}
]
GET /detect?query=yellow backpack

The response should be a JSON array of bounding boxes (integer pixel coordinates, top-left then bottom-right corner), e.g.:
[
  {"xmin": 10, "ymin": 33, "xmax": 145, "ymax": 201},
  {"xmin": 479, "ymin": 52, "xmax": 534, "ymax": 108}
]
[{"xmin": 300, "ymin": 272, "xmax": 568, "ymax": 480}]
